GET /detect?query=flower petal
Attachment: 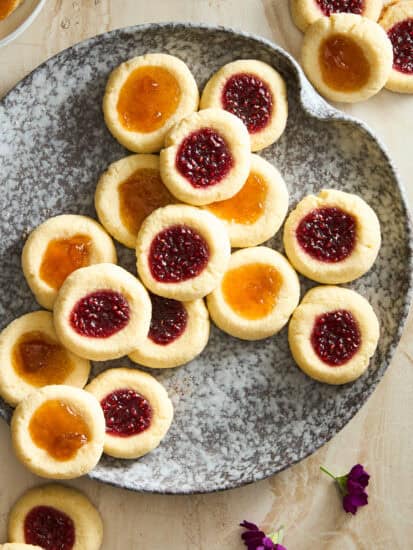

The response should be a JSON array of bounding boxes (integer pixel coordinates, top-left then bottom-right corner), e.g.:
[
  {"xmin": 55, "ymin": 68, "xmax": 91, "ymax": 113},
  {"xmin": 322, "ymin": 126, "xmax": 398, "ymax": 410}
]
[
  {"xmin": 343, "ymin": 491, "xmax": 368, "ymax": 514},
  {"xmin": 343, "ymin": 494, "xmax": 358, "ymax": 514},
  {"xmin": 242, "ymin": 531, "xmax": 266, "ymax": 543},
  {"xmin": 240, "ymin": 520, "xmax": 260, "ymax": 531},
  {"xmin": 346, "ymin": 479, "xmax": 365, "ymax": 495},
  {"xmin": 348, "ymin": 464, "xmax": 370, "ymax": 488}
]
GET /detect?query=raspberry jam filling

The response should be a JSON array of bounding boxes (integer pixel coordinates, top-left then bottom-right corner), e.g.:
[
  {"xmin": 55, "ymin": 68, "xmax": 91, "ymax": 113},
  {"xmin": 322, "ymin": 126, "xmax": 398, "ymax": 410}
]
[
  {"xmin": 12, "ymin": 331, "xmax": 73, "ymax": 387},
  {"xmin": 119, "ymin": 168, "xmax": 173, "ymax": 236},
  {"xmin": 149, "ymin": 224, "xmax": 210, "ymax": 283},
  {"xmin": 70, "ymin": 290, "xmax": 130, "ymax": 338},
  {"xmin": 319, "ymin": 34, "xmax": 370, "ymax": 91},
  {"xmin": 175, "ymin": 128, "xmax": 234, "ymax": 188},
  {"xmin": 207, "ymin": 170, "xmax": 268, "ymax": 224},
  {"xmin": 221, "ymin": 73, "xmax": 273, "ymax": 133},
  {"xmin": 117, "ymin": 65, "xmax": 181, "ymax": 133},
  {"xmin": 101, "ymin": 389, "xmax": 152, "ymax": 437},
  {"xmin": 311, "ymin": 309, "xmax": 361, "ymax": 366},
  {"xmin": 40, "ymin": 234, "xmax": 91, "ymax": 290},
  {"xmin": 222, "ymin": 263, "xmax": 282, "ymax": 320},
  {"xmin": 388, "ymin": 19, "xmax": 413, "ymax": 74},
  {"xmin": 315, "ymin": 0, "xmax": 364, "ymax": 17},
  {"xmin": 29, "ymin": 399, "xmax": 90, "ymax": 461},
  {"xmin": 148, "ymin": 293, "xmax": 188, "ymax": 345},
  {"xmin": 24, "ymin": 505, "xmax": 75, "ymax": 550},
  {"xmin": 296, "ymin": 207, "xmax": 356, "ymax": 262}
]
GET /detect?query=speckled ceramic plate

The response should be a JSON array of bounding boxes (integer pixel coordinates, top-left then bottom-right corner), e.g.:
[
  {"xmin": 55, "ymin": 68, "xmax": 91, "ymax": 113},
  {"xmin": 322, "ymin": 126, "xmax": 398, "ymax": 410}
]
[{"xmin": 0, "ymin": 23, "xmax": 412, "ymax": 494}]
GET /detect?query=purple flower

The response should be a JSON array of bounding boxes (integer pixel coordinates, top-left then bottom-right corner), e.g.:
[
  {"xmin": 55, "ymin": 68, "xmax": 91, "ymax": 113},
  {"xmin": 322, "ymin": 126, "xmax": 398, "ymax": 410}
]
[
  {"xmin": 240, "ymin": 521, "xmax": 286, "ymax": 550},
  {"xmin": 320, "ymin": 463, "xmax": 370, "ymax": 515}
]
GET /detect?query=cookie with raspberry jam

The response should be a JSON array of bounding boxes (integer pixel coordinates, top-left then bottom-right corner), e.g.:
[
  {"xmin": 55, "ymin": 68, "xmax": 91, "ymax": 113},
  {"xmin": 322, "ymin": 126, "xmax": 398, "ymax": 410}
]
[
  {"xmin": 7, "ymin": 484, "xmax": 103, "ymax": 550},
  {"xmin": 291, "ymin": 0, "xmax": 382, "ymax": 32},
  {"xmin": 289, "ymin": 286, "xmax": 379, "ymax": 384},
  {"xmin": 200, "ymin": 60, "xmax": 288, "ymax": 151},
  {"xmin": 86, "ymin": 368, "xmax": 173, "ymax": 459},
  {"xmin": 380, "ymin": 1, "xmax": 413, "ymax": 93},
  {"xmin": 283, "ymin": 189, "xmax": 381, "ymax": 284}
]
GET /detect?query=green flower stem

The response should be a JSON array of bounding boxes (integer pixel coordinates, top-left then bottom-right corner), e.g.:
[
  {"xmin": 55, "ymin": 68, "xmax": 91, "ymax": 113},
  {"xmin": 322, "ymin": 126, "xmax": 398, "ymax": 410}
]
[{"xmin": 320, "ymin": 465, "xmax": 337, "ymax": 480}]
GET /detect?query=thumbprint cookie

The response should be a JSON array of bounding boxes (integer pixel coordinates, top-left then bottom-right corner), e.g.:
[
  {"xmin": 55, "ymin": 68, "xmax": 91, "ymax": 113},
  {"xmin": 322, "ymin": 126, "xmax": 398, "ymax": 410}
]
[
  {"xmin": 283, "ymin": 189, "xmax": 381, "ymax": 284},
  {"xmin": 207, "ymin": 246, "xmax": 300, "ymax": 340},
  {"xmin": 103, "ymin": 53, "xmax": 199, "ymax": 153},
  {"xmin": 160, "ymin": 108, "xmax": 251, "ymax": 205},
  {"xmin": 136, "ymin": 205, "xmax": 231, "ymax": 301},
  {"xmin": 11, "ymin": 385, "xmax": 105, "ymax": 479},
  {"xmin": 8, "ymin": 484, "xmax": 103, "ymax": 550},
  {"xmin": 289, "ymin": 286, "xmax": 379, "ymax": 384},
  {"xmin": 0, "ymin": 311, "xmax": 90, "ymax": 407},
  {"xmin": 53, "ymin": 264, "xmax": 151, "ymax": 361},
  {"xmin": 86, "ymin": 368, "xmax": 173, "ymax": 459},
  {"xmin": 200, "ymin": 59, "xmax": 288, "ymax": 151},
  {"xmin": 22, "ymin": 215, "xmax": 116, "ymax": 310}
]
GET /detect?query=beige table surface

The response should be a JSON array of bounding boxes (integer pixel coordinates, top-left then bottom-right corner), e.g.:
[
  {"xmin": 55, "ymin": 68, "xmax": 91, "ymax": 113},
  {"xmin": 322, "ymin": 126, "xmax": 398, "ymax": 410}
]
[{"xmin": 0, "ymin": 1, "xmax": 412, "ymax": 549}]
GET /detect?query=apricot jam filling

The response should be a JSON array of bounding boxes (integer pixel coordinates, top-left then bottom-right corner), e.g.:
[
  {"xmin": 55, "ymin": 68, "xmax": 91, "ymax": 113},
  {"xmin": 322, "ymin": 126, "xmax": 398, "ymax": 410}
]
[
  {"xmin": 40, "ymin": 234, "xmax": 91, "ymax": 290},
  {"xmin": 24, "ymin": 505, "xmax": 75, "ymax": 550},
  {"xmin": 222, "ymin": 263, "xmax": 282, "ymax": 320},
  {"xmin": 207, "ymin": 171, "xmax": 267, "ymax": 224},
  {"xmin": 29, "ymin": 399, "xmax": 90, "ymax": 461},
  {"xmin": 119, "ymin": 168, "xmax": 173, "ymax": 236},
  {"xmin": 0, "ymin": 0, "xmax": 19, "ymax": 20},
  {"xmin": 319, "ymin": 33, "xmax": 370, "ymax": 91},
  {"xmin": 12, "ymin": 331, "xmax": 73, "ymax": 387},
  {"xmin": 117, "ymin": 66, "xmax": 181, "ymax": 133}
]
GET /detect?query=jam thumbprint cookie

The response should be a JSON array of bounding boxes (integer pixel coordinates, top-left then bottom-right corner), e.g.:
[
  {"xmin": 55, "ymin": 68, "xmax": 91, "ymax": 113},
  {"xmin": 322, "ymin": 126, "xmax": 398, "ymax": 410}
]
[
  {"xmin": 160, "ymin": 108, "xmax": 251, "ymax": 205},
  {"xmin": 136, "ymin": 205, "xmax": 231, "ymax": 301},
  {"xmin": 289, "ymin": 286, "xmax": 379, "ymax": 384},
  {"xmin": 129, "ymin": 294, "xmax": 210, "ymax": 369},
  {"xmin": 0, "ymin": 545, "xmax": 41, "ymax": 549},
  {"xmin": 103, "ymin": 53, "xmax": 199, "ymax": 153},
  {"xmin": 53, "ymin": 264, "xmax": 151, "ymax": 361},
  {"xmin": 8, "ymin": 484, "xmax": 103, "ymax": 550},
  {"xmin": 0, "ymin": 311, "xmax": 90, "ymax": 407},
  {"xmin": 200, "ymin": 60, "xmax": 288, "ymax": 151},
  {"xmin": 283, "ymin": 189, "xmax": 380, "ymax": 284},
  {"xmin": 86, "ymin": 368, "xmax": 173, "ymax": 459},
  {"xmin": 204, "ymin": 154, "xmax": 289, "ymax": 247},
  {"xmin": 207, "ymin": 247, "xmax": 300, "ymax": 340},
  {"xmin": 290, "ymin": 0, "xmax": 383, "ymax": 33},
  {"xmin": 380, "ymin": 1, "xmax": 413, "ymax": 93},
  {"xmin": 0, "ymin": 0, "xmax": 23, "ymax": 21},
  {"xmin": 95, "ymin": 154, "xmax": 174, "ymax": 248},
  {"xmin": 22, "ymin": 215, "xmax": 116, "ymax": 310},
  {"xmin": 11, "ymin": 385, "xmax": 105, "ymax": 479},
  {"xmin": 301, "ymin": 13, "xmax": 393, "ymax": 102}
]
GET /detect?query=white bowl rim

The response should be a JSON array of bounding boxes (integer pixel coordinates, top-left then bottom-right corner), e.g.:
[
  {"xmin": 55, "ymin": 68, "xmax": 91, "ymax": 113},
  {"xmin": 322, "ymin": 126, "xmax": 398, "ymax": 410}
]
[{"xmin": 0, "ymin": 0, "xmax": 47, "ymax": 49}]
